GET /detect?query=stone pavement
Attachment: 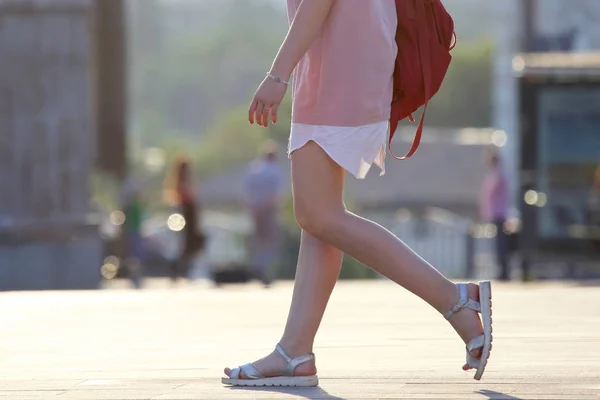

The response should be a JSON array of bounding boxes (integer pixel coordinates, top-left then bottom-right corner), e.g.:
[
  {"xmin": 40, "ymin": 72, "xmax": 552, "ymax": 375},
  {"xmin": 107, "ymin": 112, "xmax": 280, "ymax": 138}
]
[{"xmin": 1, "ymin": 279, "xmax": 599, "ymax": 399}]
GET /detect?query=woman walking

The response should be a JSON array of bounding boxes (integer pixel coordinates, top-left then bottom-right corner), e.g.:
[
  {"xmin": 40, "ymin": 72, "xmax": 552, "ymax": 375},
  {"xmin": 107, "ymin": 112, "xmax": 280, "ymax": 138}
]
[{"xmin": 223, "ymin": 0, "xmax": 492, "ymax": 386}]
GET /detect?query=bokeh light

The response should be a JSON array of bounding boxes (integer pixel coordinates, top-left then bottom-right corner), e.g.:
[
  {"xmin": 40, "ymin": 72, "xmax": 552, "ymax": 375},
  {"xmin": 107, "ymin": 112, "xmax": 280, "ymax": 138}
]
[
  {"xmin": 524, "ymin": 190, "xmax": 539, "ymax": 206},
  {"xmin": 167, "ymin": 213, "xmax": 186, "ymax": 232},
  {"xmin": 110, "ymin": 210, "xmax": 126, "ymax": 226},
  {"xmin": 504, "ymin": 218, "xmax": 522, "ymax": 234},
  {"xmin": 512, "ymin": 55, "xmax": 525, "ymax": 72},
  {"xmin": 101, "ymin": 262, "xmax": 119, "ymax": 280},
  {"xmin": 535, "ymin": 192, "xmax": 547, "ymax": 207},
  {"xmin": 484, "ymin": 224, "xmax": 497, "ymax": 238},
  {"xmin": 491, "ymin": 130, "xmax": 507, "ymax": 147}
]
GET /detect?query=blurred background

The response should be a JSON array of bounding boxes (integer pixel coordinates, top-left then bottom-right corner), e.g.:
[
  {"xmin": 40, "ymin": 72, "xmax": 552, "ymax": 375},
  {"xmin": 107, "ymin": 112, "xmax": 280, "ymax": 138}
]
[{"xmin": 1, "ymin": 0, "xmax": 600, "ymax": 291}]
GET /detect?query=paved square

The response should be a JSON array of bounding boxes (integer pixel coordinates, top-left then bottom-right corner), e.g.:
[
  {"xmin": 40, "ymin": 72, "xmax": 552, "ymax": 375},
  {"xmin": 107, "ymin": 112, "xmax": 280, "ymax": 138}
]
[{"xmin": 1, "ymin": 280, "xmax": 599, "ymax": 399}]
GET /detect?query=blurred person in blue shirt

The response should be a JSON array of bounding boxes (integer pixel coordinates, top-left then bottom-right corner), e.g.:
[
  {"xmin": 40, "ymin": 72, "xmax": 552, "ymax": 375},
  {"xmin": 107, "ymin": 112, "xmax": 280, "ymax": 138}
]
[{"xmin": 243, "ymin": 140, "xmax": 284, "ymax": 286}]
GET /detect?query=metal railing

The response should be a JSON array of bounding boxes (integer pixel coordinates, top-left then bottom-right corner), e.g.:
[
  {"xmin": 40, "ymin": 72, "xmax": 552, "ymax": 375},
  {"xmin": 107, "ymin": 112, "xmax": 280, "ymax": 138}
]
[{"xmin": 377, "ymin": 207, "xmax": 503, "ymax": 280}]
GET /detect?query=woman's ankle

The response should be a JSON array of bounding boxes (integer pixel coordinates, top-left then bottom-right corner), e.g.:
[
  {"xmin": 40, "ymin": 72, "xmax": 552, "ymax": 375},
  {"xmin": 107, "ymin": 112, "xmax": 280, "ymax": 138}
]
[
  {"xmin": 432, "ymin": 280, "xmax": 461, "ymax": 315},
  {"xmin": 278, "ymin": 337, "xmax": 315, "ymax": 358},
  {"xmin": 276, "ymin": 338, "xmax": 318, "ymax": 377}
]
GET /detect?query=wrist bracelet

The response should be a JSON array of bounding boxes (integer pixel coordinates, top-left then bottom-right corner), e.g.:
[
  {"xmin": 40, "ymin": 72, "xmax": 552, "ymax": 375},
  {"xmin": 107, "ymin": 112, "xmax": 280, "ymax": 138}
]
[{"xmin": 267, "ymin": 72, "xmax": 289, "ymax": 85}]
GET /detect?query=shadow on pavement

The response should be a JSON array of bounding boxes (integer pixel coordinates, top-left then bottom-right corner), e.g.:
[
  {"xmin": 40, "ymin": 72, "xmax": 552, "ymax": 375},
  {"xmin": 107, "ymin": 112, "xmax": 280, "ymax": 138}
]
[
  {"xmin": 228, "ymin": 385, "xmax": 344, "ymax": 399},
  {"xmin": 476, "ymin": 389, "xmax": 523, "ymax": 399}
]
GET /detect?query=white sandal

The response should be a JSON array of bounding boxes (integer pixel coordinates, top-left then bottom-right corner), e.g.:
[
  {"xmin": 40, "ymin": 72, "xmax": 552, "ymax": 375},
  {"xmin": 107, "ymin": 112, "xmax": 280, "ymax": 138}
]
[
  {"xmin": 222, "ymin": 344, "xmax": 318, "ymax": 387},
  {"xmin": 443, "ymin": 281, "xmax": 493, "ymax": 380}
]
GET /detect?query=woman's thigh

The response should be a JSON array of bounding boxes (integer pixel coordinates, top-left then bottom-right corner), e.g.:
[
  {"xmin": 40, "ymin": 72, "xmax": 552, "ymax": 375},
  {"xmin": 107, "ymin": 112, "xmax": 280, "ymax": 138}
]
[{"xmin": 290, "ymin": 141, "xmax": 346, "ymax": 224}]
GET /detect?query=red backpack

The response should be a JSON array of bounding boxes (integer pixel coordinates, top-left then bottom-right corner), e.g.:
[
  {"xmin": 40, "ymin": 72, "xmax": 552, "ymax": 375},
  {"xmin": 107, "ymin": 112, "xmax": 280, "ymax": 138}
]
[{"xmin": 389, "ymin": 0, "xmax": 456, "ymax": 160}]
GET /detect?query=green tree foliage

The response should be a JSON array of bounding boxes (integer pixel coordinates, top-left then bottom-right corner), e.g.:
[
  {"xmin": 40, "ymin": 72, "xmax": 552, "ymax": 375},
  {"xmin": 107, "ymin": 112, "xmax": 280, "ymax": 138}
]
[
  {"xmin": 193, "ymin": 98, "xmax": 292, "ymax": 177},
  {"xmin": 426, "ymin": 39, "xmax": 494, "ymax": 127},
  {"xmin": 129, "ymin": 0, "xmax": 287, "ymax": 143}
]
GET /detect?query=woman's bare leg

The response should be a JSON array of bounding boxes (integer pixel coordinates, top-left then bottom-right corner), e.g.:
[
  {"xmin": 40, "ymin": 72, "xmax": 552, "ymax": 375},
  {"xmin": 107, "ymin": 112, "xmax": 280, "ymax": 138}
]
[
  {"xmin": 290, "ymin": 143, "xmax": 485, "ymax": 368},
  {"xmin": 225, "ymin": 147, "xmax": 345, "ymax": 378},
  {"xmin": 280, "ymin": 231, "xmax": 343, "ymax": 351}
]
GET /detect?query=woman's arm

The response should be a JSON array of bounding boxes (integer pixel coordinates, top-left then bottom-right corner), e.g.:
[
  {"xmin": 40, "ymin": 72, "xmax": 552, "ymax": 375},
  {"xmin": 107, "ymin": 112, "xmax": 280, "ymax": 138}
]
[
  {"xmin": 271, "ymin": 0, "xmax": 335, "ymax": 81},
  {"xmin": 249, "ymin": 0, "xmax": 335, "ymax": 127}
]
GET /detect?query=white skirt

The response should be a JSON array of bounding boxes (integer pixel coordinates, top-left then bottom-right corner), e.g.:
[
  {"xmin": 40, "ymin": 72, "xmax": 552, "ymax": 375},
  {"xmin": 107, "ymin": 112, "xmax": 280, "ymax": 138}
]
[{"xmin": 287, "ymin": 120, "xmax": 388, "ymax": 179}]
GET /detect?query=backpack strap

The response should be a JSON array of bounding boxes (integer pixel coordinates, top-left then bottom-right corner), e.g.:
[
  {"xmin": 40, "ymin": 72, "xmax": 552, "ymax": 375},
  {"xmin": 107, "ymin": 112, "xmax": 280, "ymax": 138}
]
[{"xmin": 388, "ymin": 1, "xmax": 432, "ymax": 161}]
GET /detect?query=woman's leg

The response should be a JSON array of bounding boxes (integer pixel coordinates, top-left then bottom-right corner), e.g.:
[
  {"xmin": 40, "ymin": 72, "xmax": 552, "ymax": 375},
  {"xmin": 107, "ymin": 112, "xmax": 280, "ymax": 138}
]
[
  {"xmin": 225, "ymin": 143, "xmax": 346, "ymax": 379},
  {"xmin": 290, "ymin": 143, "xmax": 484, "ymax": 367},
  {"xmin": 278, "ymin": 151, "xmax": 347, "ymax": 353}
]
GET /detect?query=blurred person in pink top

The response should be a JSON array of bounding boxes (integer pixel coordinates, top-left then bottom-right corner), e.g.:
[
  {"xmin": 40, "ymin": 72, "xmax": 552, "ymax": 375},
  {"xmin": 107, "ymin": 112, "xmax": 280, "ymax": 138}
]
[
  {"xmin": 223, "ymin": 0, "xmax": 492, "ymax": 386},
  {"xmin": 480, "ymin": 148, "xmax": 510, "ymax": 281}
]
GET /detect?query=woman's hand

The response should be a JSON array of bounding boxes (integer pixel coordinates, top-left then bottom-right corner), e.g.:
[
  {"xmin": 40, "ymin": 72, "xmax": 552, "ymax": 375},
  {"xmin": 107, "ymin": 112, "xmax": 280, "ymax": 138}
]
[{"xmin": 248, "ymin": 76, "xmax": 288, "ymax": 127}]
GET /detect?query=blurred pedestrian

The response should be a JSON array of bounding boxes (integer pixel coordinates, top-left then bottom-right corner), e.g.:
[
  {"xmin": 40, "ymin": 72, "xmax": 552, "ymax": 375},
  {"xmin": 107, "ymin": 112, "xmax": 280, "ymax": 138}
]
[
  {"xmin": 122, "ymin": 178, "xmax": 146, "ymax": 289},
  {"xmin": 164, "ymin": 155, "xmax": 206, "ymax": 283},
  {"xmin": 480, "ymin": 148, "xmax": 510, "ymax": 281},
  {"xmin": 223, "ymin": 0, "xmax": 492, "ymax": 387},
  {"xmin": 243, "ymin": 140, "xmax": 284, "ymax": 286}
]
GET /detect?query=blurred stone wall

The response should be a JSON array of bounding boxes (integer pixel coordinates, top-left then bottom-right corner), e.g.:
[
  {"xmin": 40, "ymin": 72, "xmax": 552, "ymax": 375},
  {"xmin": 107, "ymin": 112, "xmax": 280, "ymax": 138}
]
[{"xmin": 0, "ymin": 0, "xmax": 101, "ymax": 290}]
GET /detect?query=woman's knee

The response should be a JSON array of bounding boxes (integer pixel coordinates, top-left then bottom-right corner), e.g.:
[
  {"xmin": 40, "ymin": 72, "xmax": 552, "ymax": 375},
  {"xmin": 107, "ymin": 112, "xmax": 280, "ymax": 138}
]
[
  {"xmin": 294, "ymin": 203, "xmax": 325, "ymax": 236},
  {"xmin": 294, "ymin": 200, "xmax": 341, "ymax": 238}
]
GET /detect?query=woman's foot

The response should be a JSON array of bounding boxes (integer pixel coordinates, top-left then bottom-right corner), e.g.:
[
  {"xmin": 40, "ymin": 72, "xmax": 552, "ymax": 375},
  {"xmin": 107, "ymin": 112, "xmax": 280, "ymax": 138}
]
[
  {"xmin": 446, "ymin": 283, "xmax": 492, "ymax": 371},
  {"xmin": 224, "ymin": 345, "xmax": 317, "ymax": 379}
]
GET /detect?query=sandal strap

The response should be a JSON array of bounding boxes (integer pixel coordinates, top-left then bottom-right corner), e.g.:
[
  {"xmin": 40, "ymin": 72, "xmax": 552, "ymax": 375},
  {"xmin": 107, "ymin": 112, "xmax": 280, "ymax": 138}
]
[
  {"xmin": 229, "ymin": 367, "xmax": 241, "ymax": 380},
  {"xmin": 465, "ymin": 334, "xmax": 485, "ymax": 369},
  {"xmin": 237, "ymin": 363, "xmax": 265, "ymax": 380},
  {"xmin": 275, "ymin": 343, "xmax": 315, "ymax": 377},
  {"xmin": 466, "ymin": 351, "xmax": 481, "ymax": 369},
  {"xmin": 467, "ymin": 335, "xmax": 485, "ymax": 353},
  {"xmin": 443, "ymin": 283, "xmax": 481, "ymax": 320}
]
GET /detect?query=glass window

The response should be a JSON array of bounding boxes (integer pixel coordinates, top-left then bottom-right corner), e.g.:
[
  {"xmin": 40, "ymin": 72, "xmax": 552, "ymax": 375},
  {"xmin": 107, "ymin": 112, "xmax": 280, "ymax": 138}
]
[{"xmin": 537, "ymin": 87, "xmax": 600, "ymax": 239}]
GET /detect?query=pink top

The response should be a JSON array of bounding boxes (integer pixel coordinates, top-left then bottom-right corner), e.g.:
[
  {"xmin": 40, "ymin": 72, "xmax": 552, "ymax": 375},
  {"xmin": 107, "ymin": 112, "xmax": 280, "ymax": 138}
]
[
  {"xmin": 480, "ymin": 166, "xmax": 509, "ymax": 222},
  {"xmin": 286, "ymin": 0, "xmax": 397, "ymax": 127}
]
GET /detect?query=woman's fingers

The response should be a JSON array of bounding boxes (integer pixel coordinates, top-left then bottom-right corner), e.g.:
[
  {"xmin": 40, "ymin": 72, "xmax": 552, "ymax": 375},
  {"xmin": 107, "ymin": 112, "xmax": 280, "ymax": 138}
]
[
  {"xmin": 254, "ymin": 101, "xmax": 265, "ymax": 127},
  {"xmin": 262, "ymin": 104, "xmax": 272, "ymax": 127},
  {"xmin": 270, "ymin": 104, "xmax": 279, "ymax": 125},
  {"xmin": 249, "ymin": 95, "xmax": 282, "ymax": 126},
  {"xmin": 249, "ymin": 99, "xmax": 276, "ymax": 127},
  {"xmin": 248, "ymin": 100, "xmax": 258, "ymax": 124}
]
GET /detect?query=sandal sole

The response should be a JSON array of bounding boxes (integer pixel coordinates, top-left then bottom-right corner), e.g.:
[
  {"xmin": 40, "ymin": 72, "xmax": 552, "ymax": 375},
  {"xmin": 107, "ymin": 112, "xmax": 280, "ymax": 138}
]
[
  {"xmin": 474, "ymin": 280, "xmax": 492, "ymax": 381},
  {"xmin": 222, "ymin": 375, "xmax": 319, "ymax": 387}
]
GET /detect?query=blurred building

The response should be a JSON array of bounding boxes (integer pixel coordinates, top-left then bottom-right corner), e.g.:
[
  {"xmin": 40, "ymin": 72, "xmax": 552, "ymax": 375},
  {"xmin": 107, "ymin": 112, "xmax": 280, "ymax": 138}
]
[
  {"xmin": 495, "ymin": 0, "xmax": 600, "ymax": 277},
  {"xmin": 494, "ymin": 0, "xmax": 600, "ymax": 203},
  {"xmin": 0, "ymin": 0, "xmax": 127, "ymax": 290}
]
